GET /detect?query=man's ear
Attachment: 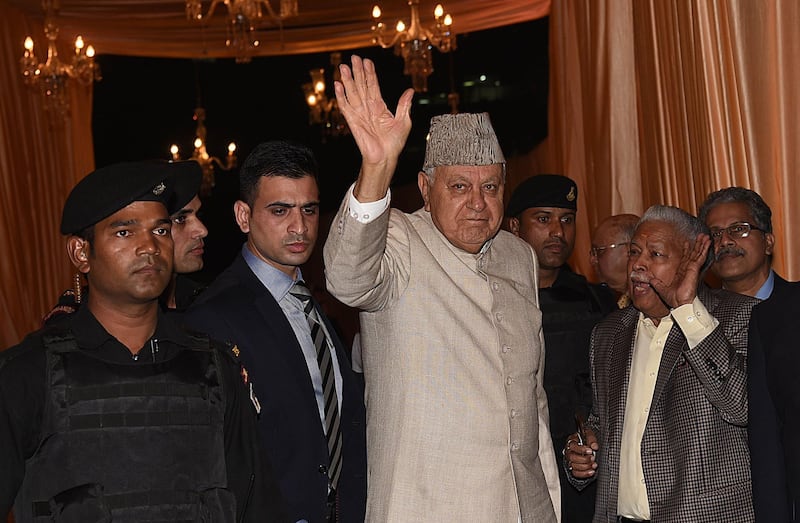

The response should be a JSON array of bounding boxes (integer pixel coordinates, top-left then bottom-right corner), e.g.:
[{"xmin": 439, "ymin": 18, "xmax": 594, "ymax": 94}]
[
  {"xmin": 508, "ymin": 217, "xmax": 520, "ymax": 236},
  {"xmin": 67, "ymin": 236, "xmax": 91, "ymax": 274},
  {"xmin": 417, "ymin": 172, "xmax": 431, "ymax": 212},
  {"xmin": 234, "ymin": 200, "xmax": 252, "ymax": 234},
  {"xmin": 765, "ymin": 232, "xmax": 776, "ymax": 256}
]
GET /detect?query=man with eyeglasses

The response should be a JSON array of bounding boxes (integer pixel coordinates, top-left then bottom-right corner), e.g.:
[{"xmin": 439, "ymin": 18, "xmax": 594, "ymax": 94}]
[
  {"xmin": 590, "ymin": 214, "xmax": 640, "ymax": 308},
  {"xmin": 507, "ymin": 174, "xmax": 616, "ymax": 522},
  {"xmin": 699, "ymin": 186, "xmax": 797, "ymax": 522},
  {"xmin": 698, "ymin": 187, "xmax": 778, "ymax": 299}
]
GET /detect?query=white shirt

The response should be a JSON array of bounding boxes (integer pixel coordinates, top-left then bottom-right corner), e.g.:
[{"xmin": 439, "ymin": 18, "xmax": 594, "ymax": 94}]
[{"xmin": 617, "ymin": 297, "xmax": 719, "ymax": 519}]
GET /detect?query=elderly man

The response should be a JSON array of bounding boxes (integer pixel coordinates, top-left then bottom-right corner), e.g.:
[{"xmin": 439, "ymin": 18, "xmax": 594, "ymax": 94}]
[
  {"xmin": 507, "ymin": 175, "xmax": 616, "ymax": 522},
  {"xmin": 590, "ymin": 214, "xmax": 640, "ymax": 308},
  {"xmin": 0, "ymin": 161, "xmax": 285, "ymax": 522},
  {"xmin": 699, "ymin": 187, "xmax": 795, "ymax": 521},
  {"xmin": 323, "ymin": 56, "xmax": 560, "ymax": 521},
  {"xmin": 564, "ymin": 205, "xmax": 756, "ymax": 522}
]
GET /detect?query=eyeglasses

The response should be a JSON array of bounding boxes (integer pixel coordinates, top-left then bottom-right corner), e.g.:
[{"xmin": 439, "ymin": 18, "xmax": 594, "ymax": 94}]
[
  {"xmin": 709, "ymin": 222, "xmax": 764, "ymax": 243},
  {"xmin": 589, "ymin": 242, "xmax": 630, "ymax": 258}
]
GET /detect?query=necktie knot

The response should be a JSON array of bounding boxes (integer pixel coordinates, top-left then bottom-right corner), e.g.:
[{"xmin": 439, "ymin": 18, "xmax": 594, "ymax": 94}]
[{"xmin": 290, "ymin": 280, "xmax": 312, "ymax": 303}]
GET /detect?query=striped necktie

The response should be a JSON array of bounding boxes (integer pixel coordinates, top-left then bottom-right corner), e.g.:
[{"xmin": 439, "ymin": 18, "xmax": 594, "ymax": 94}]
[{"xmin": 290, "ymin": 280, "xmax": 343, "ymax": 490}]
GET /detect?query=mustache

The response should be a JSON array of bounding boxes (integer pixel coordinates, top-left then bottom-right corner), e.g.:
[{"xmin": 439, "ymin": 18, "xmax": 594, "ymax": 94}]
[
  {"xmin": 715, "ymin": 246, "xmax": 745, "ymax": 261},
  {"xmin": 630, "ymin": 271, "xmax": 652, "ymax": 285},
  {"xmin": 283, "ymin": 234, "xmax": 308, "ymax": 245},
  {"xmin": 544, "ymin": 238, "xmax": 567, "ymax": 248}
]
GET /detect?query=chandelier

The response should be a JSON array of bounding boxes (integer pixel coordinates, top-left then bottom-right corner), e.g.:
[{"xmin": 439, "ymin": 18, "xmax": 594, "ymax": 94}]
[
  {"xmin": 302, "ymin": 52, "xmax": 349, "ymax": 139},
  {"xmin": 20, "ymin": 0, "xmax": 101, "ymax": 116},
  {"xmin": 170, "ymin": 108, "xmax": 237, "ymax": 197},
  {"xmin": 371, "ymin": 0, "xmax": 454, "ymax": 92},
  {"xmin": 186, "ymin": 0, "xmax": 299, "ymax": 63}
]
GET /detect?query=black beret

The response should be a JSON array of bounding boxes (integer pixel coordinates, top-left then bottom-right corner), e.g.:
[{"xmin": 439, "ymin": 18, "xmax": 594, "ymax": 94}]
[
  {"xmin": 506, "ymin": 174, "xmax": 578, "ymax": 217},
  {"xmin": 60, "ymin": 160, "xmax": 182, "ymax": 235},
  {"xmin": 171, "ymin": 160, "xmax": 203, "ymax": 211}
]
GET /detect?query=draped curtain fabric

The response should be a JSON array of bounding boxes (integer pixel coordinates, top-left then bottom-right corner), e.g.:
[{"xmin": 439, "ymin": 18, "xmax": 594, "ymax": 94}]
[
  {"xmin": 0, "ymin": 2, "xmax": 95, "ymax": 348},
  {"xmin": 526, "ymin": 0, "xmax": 798, "ymax": 281}
]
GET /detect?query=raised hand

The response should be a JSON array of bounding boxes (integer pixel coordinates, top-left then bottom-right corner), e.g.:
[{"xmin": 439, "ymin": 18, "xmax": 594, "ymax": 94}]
[
  {"xmin": 650, "ymin": 233, "xmax": 711, "ymax": 308},
  {"xmin": 334, "ymin": 55, "xmax": 415, "ymax": 202}
]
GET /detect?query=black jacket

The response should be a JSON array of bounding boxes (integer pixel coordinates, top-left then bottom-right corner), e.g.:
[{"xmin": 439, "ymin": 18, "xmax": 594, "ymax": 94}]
[{"xmin": 185, "ymin": 254, "xmax": 367, "ymax": 523}]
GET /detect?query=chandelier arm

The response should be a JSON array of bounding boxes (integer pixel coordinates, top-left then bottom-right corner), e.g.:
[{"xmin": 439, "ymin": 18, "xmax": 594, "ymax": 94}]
[
  {"xmin": 258, "ymin": 0, "xmax": 280, "ymax": 21},
  {"xmin": 374, "ymin": 29, "xmax": 404, "ymax": 49},
  {"xmin": 205, "ymin": 0, "xmax": 224, "ymax": 21}
]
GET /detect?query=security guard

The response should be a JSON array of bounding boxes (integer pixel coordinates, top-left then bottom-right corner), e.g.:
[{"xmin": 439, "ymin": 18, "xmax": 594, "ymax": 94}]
[
  {"xmin": 0, "ymin": 161, "xmax": 287, "ymax": 522},
  {"xmin": 507, "ymin": 174, "xmax": 616, "ymax": 523}
]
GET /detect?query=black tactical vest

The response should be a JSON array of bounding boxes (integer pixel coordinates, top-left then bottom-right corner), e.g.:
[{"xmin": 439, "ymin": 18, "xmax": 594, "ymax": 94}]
[{"xmin": 13, "ymin": 329, "xmax": 235, "ymax": 523}]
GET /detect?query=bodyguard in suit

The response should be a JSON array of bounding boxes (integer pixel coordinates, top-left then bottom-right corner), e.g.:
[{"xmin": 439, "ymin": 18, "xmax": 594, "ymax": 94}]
[
  {"xmin": 699, "ymin": 186, "xmax": 795, "ymax": 521},
  {"xmin": 185, "ymin": 141, "xmax": 367, "ymax": 522},
  {"xmin": 564, "ymin": 205, "xmax": 757, "ymax": 522}
]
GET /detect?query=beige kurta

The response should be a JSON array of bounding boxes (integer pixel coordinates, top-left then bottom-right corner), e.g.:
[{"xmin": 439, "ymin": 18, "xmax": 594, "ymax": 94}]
[{"xmin": 324, "ymin": 202, "xmax": 560, "ymax": 522}]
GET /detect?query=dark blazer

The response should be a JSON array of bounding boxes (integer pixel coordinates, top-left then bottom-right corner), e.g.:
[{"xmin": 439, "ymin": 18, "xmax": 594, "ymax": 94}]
[
  {"xmin": 185, "ymin": 254, "xmax": 367, "ymax": 523},
  {"xmin": 748, "ymin": 274, "xmax": 799, "ymax": 522},
  {"xmin": 570, "ymin": 286, "xmax": 757, "ymax": 522}
]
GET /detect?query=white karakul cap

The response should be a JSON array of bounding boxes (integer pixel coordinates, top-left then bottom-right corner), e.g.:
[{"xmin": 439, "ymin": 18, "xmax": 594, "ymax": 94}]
[{"xmin": 423, "ymin": 112, "xmax": 505, "ymax": 170}]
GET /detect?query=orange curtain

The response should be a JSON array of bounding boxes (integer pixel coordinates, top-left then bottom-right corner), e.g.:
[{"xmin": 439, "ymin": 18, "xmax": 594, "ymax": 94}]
[
  {"xmin": 0, "ymin": 2, "xmax": 95, "ymax": 348},
  {"xmin": 521, "ymin": 0, "xmax": 799, "ymax": 282}
]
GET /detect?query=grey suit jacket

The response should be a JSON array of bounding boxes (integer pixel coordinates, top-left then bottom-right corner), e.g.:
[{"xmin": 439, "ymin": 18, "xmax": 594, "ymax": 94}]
[{"xmin": 571, "ymin": 286, "xmax": 757, "ymax": 522}]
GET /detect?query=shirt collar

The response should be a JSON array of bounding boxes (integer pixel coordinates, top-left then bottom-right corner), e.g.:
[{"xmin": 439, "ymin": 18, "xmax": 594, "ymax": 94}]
[
  {"xmin": 637, "ymin": 310, "xmax": 673, "ymax": 336},
  {"xmin": 69, "ymin": 303, "xmax": 193, "ymax": 353},
  {"xmin": 241, "ymin": 243, "xmax": 301, "ymax": 302},
  {"xmin": 754, "ymin": 270, "xmax": 775, "ymax": 300}
]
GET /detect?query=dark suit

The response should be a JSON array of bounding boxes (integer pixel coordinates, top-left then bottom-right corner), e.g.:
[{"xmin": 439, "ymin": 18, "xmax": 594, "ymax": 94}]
[
  {"xmin": 569, "ymin": 286, "xmax": 757, "ymax": 522},
  {"xmin": 185, "ymin": 254, "xmax": 367, "ymax": 523},
  {"xmin": 749, "ymin": 275, "xmax": 799, "ymax": 522}
]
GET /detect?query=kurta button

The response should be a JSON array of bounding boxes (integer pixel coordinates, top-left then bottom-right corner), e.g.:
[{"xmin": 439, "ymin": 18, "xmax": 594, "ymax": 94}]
[
  {"xmin": 506, "ymin": 376, "xmax": 513, "ymax": 386},
  {"xmin": 495, "ymin": 312, "xmax": 503, "ymax": 322},
  {"xmin": 511, "ymin": 442, "xmax": 519, "ymax": 451},
  {"xmin": 501, "ymin": 345, "xmax": 510, "ymax": 354},
  {"xmin": 492, "ymin": 282, "xmax": 500, "ymax": 291},
  {"xmin": 318, "ymin": 465, "xmax": 328, "ymax": 474},
  {"xmin": 510, "ymin": 409, "xmax": 517, "ymax": 419}
]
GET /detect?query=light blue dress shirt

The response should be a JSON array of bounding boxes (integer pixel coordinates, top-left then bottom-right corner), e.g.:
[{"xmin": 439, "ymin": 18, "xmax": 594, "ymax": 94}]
[
  {"xmin": 241, "ymin": 245, "xmax": 344, "ymax": 425},
  {"xmin": 754, "ymin": 270, "xmax": 775, "ymax": 300}
]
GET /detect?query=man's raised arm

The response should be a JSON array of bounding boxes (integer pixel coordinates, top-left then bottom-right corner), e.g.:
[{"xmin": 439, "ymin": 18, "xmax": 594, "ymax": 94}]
[{"xmin": 334, "ymin": 55, "xmax": 414, "ymax": 202}]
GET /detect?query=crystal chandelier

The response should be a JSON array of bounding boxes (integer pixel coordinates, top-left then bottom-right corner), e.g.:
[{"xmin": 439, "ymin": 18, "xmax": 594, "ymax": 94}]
[
  {"xmin": 371, "ymin": 0, "xmax": 454, "ymax": 92},
  {"xmin": 186, "ymin": 0, "xmax": 299, "ymax": 63},
  {"xmin": 20, "ymin": 0, "xmax": 101, "ymax": 116},
  {"xmin": 170, "ymin": 108, "xmax": 237, "ymax": 197},
  {"xmin": 302, "ymin": 52, "xmax": 349, "ymax": 140}
]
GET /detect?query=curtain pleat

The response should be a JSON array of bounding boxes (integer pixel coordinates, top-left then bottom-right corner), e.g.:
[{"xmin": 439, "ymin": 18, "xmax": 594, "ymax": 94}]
[
  {"xmin": 0, "ymin": 2, "xmax": 95, "ymax": 348},
  {"xmin": 522, "ymin": 0, "xmax": 798, "ymax": 281}
]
